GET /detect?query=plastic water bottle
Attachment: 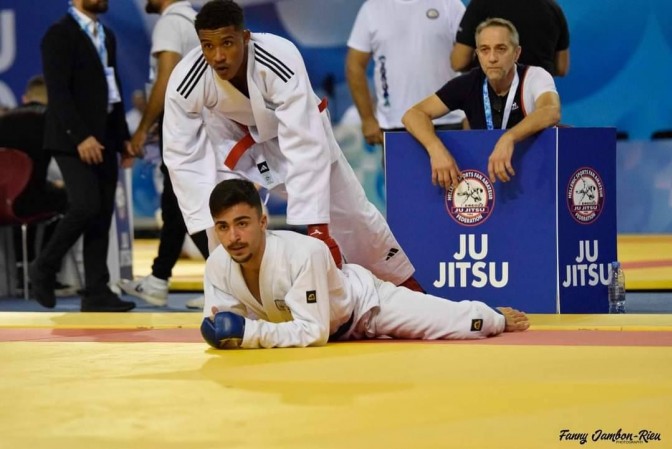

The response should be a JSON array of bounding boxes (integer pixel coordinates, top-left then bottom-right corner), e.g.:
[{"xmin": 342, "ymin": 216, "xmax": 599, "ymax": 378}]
[{"xmin": 608, "ymin": 261, "xmax": 626, "ymax": 313}]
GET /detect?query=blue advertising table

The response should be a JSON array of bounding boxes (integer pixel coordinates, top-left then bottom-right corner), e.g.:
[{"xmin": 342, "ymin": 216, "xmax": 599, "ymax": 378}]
[{"xmin": 386, "ymin": 128, "xmax": 617, "ymax": 313}]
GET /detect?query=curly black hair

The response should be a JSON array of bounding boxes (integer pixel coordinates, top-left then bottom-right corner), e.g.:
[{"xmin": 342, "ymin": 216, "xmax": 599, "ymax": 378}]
[{"xmin": 195, "ymin": 0, "xmax": 245, "ymax": 32}]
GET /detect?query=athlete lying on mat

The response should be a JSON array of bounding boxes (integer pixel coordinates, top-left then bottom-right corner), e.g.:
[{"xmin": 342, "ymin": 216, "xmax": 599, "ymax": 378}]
[{"xmin": 200, "ymin": 179, "xmax": 529, "ymax": 349}]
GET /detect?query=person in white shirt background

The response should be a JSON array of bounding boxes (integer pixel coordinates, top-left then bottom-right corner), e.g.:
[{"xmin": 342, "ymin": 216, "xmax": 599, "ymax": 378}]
[
  {"xmin": 346, "ymin": 0, "xmax": 468, "ymax": 150},
  {"xmin": 119, "ymin": 0, "xmax": 206, "ymax": 309}
]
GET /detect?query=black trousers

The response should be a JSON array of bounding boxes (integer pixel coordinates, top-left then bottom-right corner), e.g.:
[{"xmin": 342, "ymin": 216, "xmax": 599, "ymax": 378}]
[
  {"xmin": 151, "ymin": 116, "xmax": 208, "ymax": 280},
  {"xmin": 37, "ymin": 151, "xmax": 118, "ymax": 295},
  {"xmin": 151, "ymin": 161, "xmax": 188, "ymax": 280}
]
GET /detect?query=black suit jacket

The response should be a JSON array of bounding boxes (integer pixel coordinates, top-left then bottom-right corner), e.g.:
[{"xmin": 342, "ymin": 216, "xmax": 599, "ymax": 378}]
[{"xmin": 41, "ymin": 14, "xmax": 129, "ymax": 155}]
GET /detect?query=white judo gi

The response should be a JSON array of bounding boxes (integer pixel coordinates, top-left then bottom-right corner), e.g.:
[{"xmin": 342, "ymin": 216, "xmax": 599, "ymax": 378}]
[
  {"xmin": 203, "ymin": 230, "xmax": 506, "ymax": 349},
  {"xmin": 163, "ymin": 32, "xmax": 414, "ymax": 284}
]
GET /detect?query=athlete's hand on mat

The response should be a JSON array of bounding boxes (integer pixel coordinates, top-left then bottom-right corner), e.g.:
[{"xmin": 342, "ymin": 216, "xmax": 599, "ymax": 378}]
[
  {"xmin": 496, "ymin": 307, "xmax": 530, "ymax": 332},
  {"xmin": 200, "ymin": 309, "xmax": 246, "ymax": 349},
  {"xmin": 307, "ymin": 224, "xmax": 343, "ymax": 268}
]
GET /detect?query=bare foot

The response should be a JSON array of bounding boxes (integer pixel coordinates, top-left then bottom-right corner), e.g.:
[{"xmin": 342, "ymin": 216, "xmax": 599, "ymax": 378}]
[{"xmin": 497, "ymin": 307, "xmax": 530, "ymax": 332}]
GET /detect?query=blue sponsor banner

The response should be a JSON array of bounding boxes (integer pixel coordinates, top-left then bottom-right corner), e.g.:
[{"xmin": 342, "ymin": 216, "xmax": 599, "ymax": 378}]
[
  {"xmin": 557, "ymin": 128, "xmax": 617, "ymax": 313},
  {"xmin": 386, "ymin": 128, "xmax": 616, "ymax": 314}
]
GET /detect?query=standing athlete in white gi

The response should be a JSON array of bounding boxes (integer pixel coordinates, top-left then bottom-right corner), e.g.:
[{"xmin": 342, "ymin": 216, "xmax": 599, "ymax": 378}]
[
  {"xmin": 200, "ymin": 179, "xmax": 529, "ymax": 349},
  {"xmin": 162, "ymin": 0, "xmax": 423, "ymax": 291}
]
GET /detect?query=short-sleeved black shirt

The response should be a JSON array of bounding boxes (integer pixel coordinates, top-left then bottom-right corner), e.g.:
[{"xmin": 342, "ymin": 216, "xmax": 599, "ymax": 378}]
[
  {"xmin": 436, "ymin": 65, "xmax": 530, "ymax": 130},
  {"xmin": 455, "ymin": 0, "xmax": 569, "ymax": 75}
]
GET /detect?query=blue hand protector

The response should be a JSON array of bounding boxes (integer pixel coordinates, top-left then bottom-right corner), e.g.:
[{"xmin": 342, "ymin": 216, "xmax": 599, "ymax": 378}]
[{"xmin": 200, "ymin": 311, "xmax": 246, "ymax": 349}]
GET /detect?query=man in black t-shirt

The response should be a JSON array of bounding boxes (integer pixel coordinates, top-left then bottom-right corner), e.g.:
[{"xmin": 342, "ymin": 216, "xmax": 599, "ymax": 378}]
[
  {"xmin": 402, "ymin": 18, "xmax": 561, "ymax": 188},
  {"xmin": 451, "ymin": 0, "xmax": 570, "ymax": 77}
]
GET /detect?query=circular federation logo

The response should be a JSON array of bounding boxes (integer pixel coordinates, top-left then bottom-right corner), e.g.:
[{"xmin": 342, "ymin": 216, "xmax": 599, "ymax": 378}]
[
  {"xmin": 567, "ymin": 167, "xmax": 605, "ymax": 224},
  {"xmin": 445, "ymin": 169, "xmax": 495, "ymax": 226}
]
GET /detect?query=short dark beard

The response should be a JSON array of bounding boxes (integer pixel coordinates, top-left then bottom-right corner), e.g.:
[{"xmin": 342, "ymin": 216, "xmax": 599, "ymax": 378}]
[
  {"xmin": 83, "ymin": 0, "xmax": 109, "ymax": 14},
  {"xmin": 232, "ymin": 254, "xmax": 253, "ymax": 264},
  {"xmin": 145, "ymin": 1, "xmax": 160, "ymax": 14}
]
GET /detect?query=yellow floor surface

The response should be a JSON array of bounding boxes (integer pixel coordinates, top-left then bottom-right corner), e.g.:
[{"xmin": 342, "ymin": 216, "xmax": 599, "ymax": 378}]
[
  {"xmin": 619, "ymin": 234, "xmax": 672, "ymax": 289},
  {"xmin": 1, "ymin": 313, "xmax": 671, "ymax": 449},
  {"xmin": 134, "ymin": 234, "xmax": 672, "ymax": 292}
]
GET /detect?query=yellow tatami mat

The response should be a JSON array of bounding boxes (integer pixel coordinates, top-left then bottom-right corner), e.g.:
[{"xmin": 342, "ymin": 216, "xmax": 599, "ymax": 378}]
[
  {"xmin": 133, "ymin": 234, "xmax": 672, "ymax": 291},
  {"xmin": 1, "ymin": 313, "xmax": 671, "ymax": 449},
  {"xmin": 3, "ymin": 311, "xmax": 672, "ymax": 331},
  {"xmin": 619, "ymin": 234, "xmax": 672, "ymax": 289}
]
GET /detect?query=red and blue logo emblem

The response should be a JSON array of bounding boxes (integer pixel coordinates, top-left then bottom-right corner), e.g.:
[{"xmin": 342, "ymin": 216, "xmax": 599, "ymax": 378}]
[
  {"xmin": 567, "ymin": 167, "xmax": 605, "ymax": 224},
  {"xmin": 445, "ymin": 169, "xmax": 495, "ymax": 226}
]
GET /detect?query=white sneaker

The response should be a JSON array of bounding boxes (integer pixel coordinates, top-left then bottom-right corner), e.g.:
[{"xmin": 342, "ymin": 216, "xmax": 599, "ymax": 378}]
[
  {"xmin": 118, "ymin": 275, "xmax": 169, "ymax": 307},
  {"xmin": 185, "ymin": 295, "xmax": 205, "ymax": 310}
]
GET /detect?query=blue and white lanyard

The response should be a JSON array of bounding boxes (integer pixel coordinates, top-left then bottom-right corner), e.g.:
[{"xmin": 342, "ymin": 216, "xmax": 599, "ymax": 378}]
[
  {"xmin": 68, "ymin": 6, "xmax": 108, "ymax": 66},
  {"xmin": 482, "ymin": 69, "xmax": 519, "ymax": 130}
]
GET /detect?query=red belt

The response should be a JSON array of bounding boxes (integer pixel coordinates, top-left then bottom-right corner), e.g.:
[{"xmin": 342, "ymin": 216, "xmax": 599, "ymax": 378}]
[{"xmin": 224, "ymin": 97, "xmax": 328, "ymax": 170}]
